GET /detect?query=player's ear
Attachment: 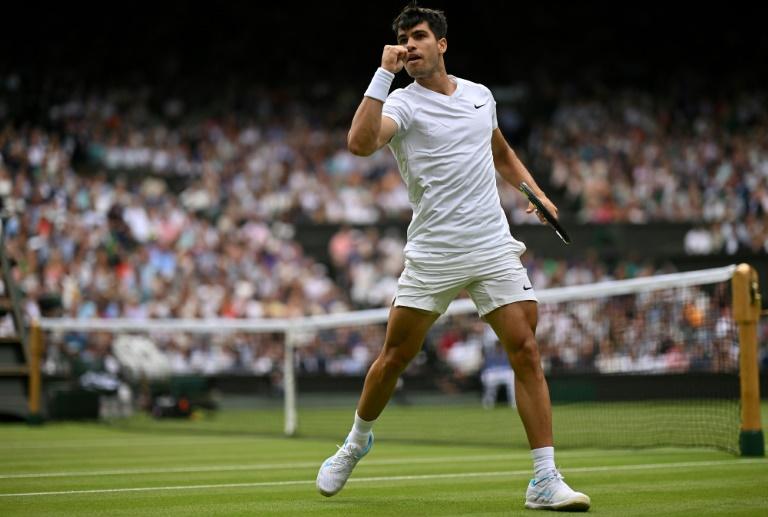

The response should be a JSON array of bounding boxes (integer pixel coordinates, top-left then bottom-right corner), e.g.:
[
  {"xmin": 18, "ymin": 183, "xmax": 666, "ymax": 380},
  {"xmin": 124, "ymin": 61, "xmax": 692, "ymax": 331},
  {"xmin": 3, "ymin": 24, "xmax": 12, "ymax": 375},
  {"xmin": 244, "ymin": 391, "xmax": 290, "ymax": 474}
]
[{"xmin": 438, "ymin": 38, "xmax": 447, "ymax": 55}]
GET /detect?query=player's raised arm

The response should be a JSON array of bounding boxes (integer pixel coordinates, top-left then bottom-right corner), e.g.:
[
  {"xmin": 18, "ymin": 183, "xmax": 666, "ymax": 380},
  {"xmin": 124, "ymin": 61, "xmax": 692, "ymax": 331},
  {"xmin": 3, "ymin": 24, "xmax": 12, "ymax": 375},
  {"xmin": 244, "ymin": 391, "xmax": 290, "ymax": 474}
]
[{"xmin": 347, "ymin": 45, "xmax": 406, "ymax": 156}]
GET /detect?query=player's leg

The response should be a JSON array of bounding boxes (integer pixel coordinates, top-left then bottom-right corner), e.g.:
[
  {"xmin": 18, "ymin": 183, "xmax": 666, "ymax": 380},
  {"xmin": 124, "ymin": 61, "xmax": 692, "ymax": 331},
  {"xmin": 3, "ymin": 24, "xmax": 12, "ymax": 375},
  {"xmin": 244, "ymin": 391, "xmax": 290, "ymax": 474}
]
[
  {"xmin": 483, "ymin": 302, "xmax": 551, "ymax": 446},
  {"xmin": 357, "ymin": 306, "xmax": 440, "ymax": 420},
  {"xmin": 483, "ymin": 301, "xmax": 590, "ymax": 511},
  {"xmin": 316, "ymin": 305, "xmax": 439, "ymax": 497},
  {"xmin": 466, "ymin": 262, "xmax": 550, "ymax": 447},
  {"xmin": 468, "ymin": 260, "xmax": 590, "ymax": 511}
]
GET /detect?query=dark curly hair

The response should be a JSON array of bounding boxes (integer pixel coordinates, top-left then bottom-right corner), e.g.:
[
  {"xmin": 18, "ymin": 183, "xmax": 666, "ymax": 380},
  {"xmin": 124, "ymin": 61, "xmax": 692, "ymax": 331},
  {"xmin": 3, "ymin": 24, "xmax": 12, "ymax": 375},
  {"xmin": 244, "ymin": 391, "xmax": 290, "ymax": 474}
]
[{"xmin": 392, "ymin": 3, "xmax": 447, "ymax": 40}]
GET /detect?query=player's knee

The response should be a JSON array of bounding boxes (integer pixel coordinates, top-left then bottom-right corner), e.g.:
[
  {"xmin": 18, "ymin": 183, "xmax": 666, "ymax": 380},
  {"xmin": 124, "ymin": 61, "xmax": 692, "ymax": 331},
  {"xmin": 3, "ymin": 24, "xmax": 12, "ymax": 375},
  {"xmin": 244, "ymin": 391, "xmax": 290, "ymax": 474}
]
[
  {"xmin": 507, "ymin": 337, "xmax": 542, "ymax": 374},
  {"xmin": 378, "ymin": 349, "xmax": 413, "ymax": 377}
]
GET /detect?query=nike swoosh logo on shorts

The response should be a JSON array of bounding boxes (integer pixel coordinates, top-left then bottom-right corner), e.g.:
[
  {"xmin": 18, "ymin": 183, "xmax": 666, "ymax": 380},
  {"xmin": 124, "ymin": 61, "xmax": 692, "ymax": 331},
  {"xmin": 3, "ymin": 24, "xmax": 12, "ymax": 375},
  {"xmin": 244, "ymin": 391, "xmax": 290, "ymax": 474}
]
[{"xmin": 523, "ymin": 285, "xmax": 533, "ymax": 290}]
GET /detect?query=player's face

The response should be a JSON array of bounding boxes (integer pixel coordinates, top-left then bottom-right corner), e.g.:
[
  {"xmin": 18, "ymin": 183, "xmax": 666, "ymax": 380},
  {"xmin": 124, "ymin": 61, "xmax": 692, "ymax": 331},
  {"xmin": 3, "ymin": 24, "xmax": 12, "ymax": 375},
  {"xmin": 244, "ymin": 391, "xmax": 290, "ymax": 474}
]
[{"xmin": 397, "ymin": 21, "xmax": 446, "ymax": 78}]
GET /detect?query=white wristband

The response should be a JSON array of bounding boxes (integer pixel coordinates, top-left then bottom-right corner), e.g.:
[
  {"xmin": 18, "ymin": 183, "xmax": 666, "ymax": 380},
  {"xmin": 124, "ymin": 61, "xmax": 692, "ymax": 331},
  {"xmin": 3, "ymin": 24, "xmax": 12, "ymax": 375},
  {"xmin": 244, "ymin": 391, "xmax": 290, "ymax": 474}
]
[{"xmin": 364, "ymin": 67, "xmax": 395, "ymax": 103}]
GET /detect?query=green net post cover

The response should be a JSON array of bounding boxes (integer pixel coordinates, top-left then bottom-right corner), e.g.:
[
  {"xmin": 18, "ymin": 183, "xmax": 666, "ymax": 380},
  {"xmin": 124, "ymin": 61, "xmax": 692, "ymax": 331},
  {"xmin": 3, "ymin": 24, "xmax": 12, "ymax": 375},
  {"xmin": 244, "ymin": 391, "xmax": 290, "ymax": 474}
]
[{"xmin": 739, "ymin": 430, "xmax": 765, "ymax": 457}]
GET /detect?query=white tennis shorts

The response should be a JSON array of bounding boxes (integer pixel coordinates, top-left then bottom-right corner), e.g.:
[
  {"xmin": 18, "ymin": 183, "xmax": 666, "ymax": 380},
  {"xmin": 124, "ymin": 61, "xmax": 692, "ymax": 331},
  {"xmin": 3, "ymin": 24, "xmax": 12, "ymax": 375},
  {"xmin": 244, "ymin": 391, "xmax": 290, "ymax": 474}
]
[{"xmin": 393, "ymin": 246, "xmax": 538, "ymax": 317}]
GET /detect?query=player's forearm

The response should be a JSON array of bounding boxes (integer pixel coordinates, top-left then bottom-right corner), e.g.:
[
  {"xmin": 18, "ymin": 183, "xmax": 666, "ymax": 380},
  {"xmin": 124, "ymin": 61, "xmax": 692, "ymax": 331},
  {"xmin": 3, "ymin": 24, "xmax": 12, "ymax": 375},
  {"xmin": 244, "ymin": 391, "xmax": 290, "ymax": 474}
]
[
  {"xmin": 348, "ymin": 98, "xmax": 384, "ymax": 156},
  {"xmin": 496, "ymin": 149, "xmax": 546, "ymax": 197},
  {"xmin": 348, "ymin": 63, "xmax": 399, "ymax": 156}
]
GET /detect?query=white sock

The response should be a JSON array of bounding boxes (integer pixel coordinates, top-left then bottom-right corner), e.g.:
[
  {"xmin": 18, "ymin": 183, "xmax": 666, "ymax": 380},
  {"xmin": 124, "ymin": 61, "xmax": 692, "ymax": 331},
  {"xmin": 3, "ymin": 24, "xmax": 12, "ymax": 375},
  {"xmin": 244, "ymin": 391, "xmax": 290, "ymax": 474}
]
[
  {"xmin": 348, "ymin": 411, "xmax": 375, "ymax": 448},
  {"xmin": 531, "ymin": 446, "xmax": 556, "ymax": 480}
]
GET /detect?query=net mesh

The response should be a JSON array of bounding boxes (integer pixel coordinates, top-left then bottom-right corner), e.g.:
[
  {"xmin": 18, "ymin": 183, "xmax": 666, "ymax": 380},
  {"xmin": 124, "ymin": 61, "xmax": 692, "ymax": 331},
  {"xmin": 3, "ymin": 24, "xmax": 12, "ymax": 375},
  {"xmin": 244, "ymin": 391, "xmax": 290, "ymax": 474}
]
[
  {"xmin": 536, "ymin": 280, "xmax": 739, "ymax": 451},
  {"xmin": 38, "ymin": 266, "xmax": 741, "ymax": 453}
]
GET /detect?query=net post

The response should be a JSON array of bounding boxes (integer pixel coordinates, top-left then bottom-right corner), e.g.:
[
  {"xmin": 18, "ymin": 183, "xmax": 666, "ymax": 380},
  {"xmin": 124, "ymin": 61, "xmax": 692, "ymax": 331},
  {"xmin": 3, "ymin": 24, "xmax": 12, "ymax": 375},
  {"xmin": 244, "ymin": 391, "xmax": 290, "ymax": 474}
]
[
  {"xmin": 27, "ymin": 323, "xmax": 44, "ymax": 424},
  {"xmin": 732, "ymin": 263, "xmax": 765, "ymax": 456},
  {"xmin": 283, "ymin": 328, "xmax": 298, "ymax": 437}
]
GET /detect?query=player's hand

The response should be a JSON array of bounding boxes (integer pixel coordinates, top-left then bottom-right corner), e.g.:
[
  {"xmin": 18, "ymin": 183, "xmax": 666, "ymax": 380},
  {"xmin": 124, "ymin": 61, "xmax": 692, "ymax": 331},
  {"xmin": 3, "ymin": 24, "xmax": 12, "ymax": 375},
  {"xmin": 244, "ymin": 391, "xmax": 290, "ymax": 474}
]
[
  {"xmin": 526, "ymin": 195, "xmax": 558, "ymax": 225},
  {"xmin": 381, "ymin": 45, "xmax": 408, "ymax": 74}
]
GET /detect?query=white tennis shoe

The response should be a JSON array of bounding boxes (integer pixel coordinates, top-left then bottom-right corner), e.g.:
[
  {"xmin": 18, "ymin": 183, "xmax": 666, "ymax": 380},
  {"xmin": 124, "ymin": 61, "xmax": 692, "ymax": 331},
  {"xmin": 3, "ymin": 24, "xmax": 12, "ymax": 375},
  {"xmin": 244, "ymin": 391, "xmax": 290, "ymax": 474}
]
[
  {"xmin": 525, "ymin": 470, "xmax": 591, "ymax": 511},
  {"xmin": 316, "ymin": 433, "xmax": 374, "ymax": 497}
]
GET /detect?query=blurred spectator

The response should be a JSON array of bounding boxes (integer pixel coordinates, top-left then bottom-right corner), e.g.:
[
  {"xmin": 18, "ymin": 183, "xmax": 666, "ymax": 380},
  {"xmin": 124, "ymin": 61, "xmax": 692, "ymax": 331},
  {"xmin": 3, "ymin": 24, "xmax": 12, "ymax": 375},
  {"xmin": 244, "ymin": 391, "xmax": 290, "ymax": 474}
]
[{"xmin": 480, "ymin": 340, "xmax": 516, "ymax": 409}]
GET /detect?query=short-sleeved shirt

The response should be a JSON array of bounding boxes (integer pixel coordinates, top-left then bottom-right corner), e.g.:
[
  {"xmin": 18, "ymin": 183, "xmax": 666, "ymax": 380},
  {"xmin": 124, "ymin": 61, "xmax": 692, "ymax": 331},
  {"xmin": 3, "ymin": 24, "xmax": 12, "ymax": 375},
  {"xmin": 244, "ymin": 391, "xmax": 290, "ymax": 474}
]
[{"xmin": 382, "ymin": 76, "xmax": 525, "ymax": 257}]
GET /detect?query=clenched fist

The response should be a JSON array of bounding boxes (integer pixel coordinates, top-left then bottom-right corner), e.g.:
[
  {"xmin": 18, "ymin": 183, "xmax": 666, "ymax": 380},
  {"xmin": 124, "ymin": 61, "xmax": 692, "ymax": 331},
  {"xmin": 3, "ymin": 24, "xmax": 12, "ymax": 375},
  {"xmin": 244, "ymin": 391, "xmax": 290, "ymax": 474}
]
[{"xmin": 381, "ymin": 45, "xmax": 408, "ymax": 74}]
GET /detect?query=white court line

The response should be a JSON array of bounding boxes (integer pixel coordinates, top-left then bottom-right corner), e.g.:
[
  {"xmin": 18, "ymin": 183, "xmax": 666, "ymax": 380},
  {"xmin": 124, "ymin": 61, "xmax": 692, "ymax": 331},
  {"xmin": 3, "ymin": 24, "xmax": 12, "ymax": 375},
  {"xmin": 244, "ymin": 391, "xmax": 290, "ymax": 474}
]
[
  {"xmin": 0, "ymin": 454, "xmax": 516, "ymax": 479},
  {"xmin": 0, "ymin": 436, "xmax": 266, "ymax": 450},
  {"xmin": 0, "ymin": 449, "xmax": 701, "ymax": 480},
  {"xmin": 0, "ymin": 459, "xmax": 763, "ymax": 498}
]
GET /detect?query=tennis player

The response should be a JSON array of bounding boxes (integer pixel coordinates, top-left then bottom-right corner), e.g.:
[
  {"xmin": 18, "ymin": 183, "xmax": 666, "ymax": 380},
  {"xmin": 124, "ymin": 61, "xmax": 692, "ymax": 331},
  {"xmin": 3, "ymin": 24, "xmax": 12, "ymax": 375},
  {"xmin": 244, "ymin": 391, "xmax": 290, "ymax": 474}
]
[{"xmin": 317, "ymin": 5, "xmax": 590, "ymax": 511}]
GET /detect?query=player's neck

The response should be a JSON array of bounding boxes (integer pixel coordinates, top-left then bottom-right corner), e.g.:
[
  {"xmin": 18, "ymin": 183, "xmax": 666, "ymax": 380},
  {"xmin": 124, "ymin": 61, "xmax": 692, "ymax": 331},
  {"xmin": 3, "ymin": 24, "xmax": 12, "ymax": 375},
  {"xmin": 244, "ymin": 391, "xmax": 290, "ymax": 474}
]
[{"xmin": 415, "ymin": 70, "xmax": 456, "ymax": 97}]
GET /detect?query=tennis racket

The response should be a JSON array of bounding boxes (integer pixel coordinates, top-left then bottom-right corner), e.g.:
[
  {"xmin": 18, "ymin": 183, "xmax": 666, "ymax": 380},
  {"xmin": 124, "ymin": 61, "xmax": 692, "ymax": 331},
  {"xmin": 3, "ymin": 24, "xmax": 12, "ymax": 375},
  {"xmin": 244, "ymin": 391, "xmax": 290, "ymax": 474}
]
[{"xmin": 519, "ymin": 182, "xmax": 571, "ymax": 244}]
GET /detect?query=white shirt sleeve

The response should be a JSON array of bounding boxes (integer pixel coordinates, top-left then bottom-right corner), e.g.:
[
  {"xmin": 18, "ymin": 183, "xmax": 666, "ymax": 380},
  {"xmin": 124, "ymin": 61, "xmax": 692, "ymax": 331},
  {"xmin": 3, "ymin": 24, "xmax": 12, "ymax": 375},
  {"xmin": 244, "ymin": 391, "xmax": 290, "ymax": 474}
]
[
  {"xmin": 382, "ymin": 89, "xmax": 414, "ymax": 136},
  {"xmin": 486, "ymin": 86, "xmax": 499, "ymax": 130}
]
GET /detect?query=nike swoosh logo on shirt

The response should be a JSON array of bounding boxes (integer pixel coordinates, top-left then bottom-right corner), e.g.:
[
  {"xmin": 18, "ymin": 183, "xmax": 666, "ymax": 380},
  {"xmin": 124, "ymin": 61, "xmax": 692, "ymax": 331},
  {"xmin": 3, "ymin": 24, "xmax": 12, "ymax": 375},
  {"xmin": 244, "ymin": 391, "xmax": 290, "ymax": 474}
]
[
  {"xmin": 474, "ymin": 103, "xmax": 487, "ymax": 109},
  {"xmin": 523, "ymin": 285, "xmax": 533, "ymax": 290}
]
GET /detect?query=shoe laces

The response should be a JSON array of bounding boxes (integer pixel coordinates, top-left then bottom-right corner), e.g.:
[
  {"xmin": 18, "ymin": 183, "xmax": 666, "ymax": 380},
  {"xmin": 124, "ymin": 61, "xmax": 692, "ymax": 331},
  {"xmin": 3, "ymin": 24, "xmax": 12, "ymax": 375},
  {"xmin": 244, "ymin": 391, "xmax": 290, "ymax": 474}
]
[{"xmin": 328, "ymin": 443, "xmax": 360, "ymax": 471}]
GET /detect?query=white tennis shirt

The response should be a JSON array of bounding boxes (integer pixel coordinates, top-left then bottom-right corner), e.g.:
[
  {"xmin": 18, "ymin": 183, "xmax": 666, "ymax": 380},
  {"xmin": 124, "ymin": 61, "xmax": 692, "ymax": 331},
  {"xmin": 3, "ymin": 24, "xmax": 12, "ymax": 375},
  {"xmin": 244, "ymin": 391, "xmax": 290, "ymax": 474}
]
[{"xmin": 382, "ymin": 76, "xmax": 525, "ymax": 256}]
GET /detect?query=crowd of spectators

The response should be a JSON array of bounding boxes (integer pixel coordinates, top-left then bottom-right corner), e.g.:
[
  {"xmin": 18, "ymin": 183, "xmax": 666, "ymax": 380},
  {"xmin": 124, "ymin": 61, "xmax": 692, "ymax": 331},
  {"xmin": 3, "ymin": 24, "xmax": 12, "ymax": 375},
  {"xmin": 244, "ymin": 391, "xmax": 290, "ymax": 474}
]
[
  {"xmin": 2, "ymin": 82, "xmax": 766, "ymax": 388},
  {"xmin": 528, "ymin": 91, "xmax": 768, "ymax": 254}
]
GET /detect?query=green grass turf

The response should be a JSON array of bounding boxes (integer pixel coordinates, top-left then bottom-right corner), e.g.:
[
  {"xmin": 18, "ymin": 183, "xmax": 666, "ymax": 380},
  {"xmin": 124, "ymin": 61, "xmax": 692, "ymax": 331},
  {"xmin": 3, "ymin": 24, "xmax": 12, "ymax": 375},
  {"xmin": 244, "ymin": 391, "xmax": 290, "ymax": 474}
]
[
  {"xmin": 0, "ymin": 403, "xmax": 765, "ymax": 516},
  {"xmin": 108, "ymin": 398, "xmax": 743, "ymax": 452}
]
